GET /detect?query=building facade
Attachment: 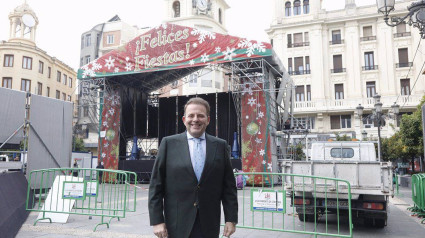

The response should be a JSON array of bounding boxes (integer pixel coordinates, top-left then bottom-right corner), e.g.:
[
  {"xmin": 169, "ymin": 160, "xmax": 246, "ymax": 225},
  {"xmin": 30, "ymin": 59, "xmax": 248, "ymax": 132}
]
[
  {"xmin": 160, "ymin": 0, "xmax": 230, "ymax": 97},
  {"xmin": 0, "ymin": 3, "xmax": 76, "ymax": 103},
  {"xmin": 267, "ymin": 0, "xmax": 425, "ymax": 141}
]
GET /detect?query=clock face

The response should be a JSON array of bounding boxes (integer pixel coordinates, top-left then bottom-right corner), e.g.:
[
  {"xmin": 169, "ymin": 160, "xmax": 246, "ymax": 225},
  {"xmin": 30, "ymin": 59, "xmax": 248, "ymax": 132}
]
[{"xmin": 197, "ymin": 0, "xmax": 208, "ymax": 11}]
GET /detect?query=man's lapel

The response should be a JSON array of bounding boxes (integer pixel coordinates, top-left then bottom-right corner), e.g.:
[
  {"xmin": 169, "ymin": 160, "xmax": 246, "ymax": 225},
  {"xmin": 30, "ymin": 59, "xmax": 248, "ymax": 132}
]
[
  {"xmin": 178, "ymin": 132, "xmax": 198, "ymax": 181},
  {"xmin": 200, "ymin": 134, "xmax": 217, "ymax": 184}
]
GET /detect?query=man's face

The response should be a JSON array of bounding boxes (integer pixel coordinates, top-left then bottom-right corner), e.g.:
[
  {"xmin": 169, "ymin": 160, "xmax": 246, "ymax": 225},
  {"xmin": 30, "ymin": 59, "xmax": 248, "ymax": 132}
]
[{"xmin": 183, "ymin": 103, "xmax": 210, "ymax": 138}]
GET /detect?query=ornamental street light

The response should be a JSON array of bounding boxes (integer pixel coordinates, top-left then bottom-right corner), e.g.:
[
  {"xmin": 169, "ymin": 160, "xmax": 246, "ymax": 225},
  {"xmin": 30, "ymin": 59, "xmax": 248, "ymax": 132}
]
[
  {"xmin": 376, "ymin": 0, "xmax": 425, "ymax": 38},
  {"xmin": 356, "ymin": 94, "xmax": 400, "ymax": 161},
  {"xmin": 362, "ymin": 130, "xmax": 368, "ymax": 141}
]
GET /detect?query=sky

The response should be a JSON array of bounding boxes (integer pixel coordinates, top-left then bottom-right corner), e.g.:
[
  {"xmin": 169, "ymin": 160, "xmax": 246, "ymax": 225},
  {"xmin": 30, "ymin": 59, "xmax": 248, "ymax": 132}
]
[{"xmin": 0, "ymin": 0, "xmax": 374, "ymax": 70}]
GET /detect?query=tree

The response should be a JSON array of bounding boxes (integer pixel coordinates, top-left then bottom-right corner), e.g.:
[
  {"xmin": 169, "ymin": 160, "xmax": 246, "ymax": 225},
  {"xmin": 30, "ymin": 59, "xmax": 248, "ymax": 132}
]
[{"xmin": 72, "ymin": 137, "xmax": 87, "ymax": 152}]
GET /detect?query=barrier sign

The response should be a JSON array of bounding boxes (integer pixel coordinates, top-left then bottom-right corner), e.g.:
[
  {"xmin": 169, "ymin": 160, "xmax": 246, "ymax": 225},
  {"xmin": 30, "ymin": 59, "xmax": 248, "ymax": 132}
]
[
  {"xmin": 85, "ymin": 180, "xmax": 98, "ymax": 197},
  {"xmin": 63, "ymin": 181, "xmax": 85, "ymax": 200},
  {"xmin": 251, "ymin": 189, "xmax": 285, "ymax": 213}
]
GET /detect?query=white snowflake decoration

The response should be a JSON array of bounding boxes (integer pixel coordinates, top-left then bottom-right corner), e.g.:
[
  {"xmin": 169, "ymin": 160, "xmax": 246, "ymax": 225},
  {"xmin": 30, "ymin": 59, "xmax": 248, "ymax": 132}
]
[
  {"xmin": 91, "ymin": 60, "xmax": 102, "ymax": 71},
  {"xmin": 193, "ymin": 43, "xmax": 198, "ymax": 48},
  {"xmin": 82, "ymin": 68, "xmax": 96, "ymax": 78},
  {"xmin": 125, "ymin": 62, "xmax": 133, "ymax": 71},
  {"xmin": 201, "ymin": 53, "xmax": 209, "ymax": 63},
  {"xmin": 101, "ymin": 153, "xmax": 106, "ymax": 158},
  {"xmin": 257, "ymin": 111, "xmax": 264, "ymax": 118},
  {"xmin": 102, "ymin": 121, "xmax": 108, "ymax": 127},
  {"xmin": 255, "ymin": 138, "xmax": 262, "ymax": 144},
  {"xmin": 222, "ymin": 47, "xmax": 237, "ymax": 61},
  {"xmin": 238, "ymin": 39, "xmax": 266, "ymax": 57},
  {"xmin": 191, "ymin": 28, "xmax": 216, "ymax": 44},
  {"xmin": 109, "ymin": 108, "xmax": 115, "ymax": 116},
  {"xmin": 104, "ymin": 56, "xmax": 115, "ymax": 70},
  {"xmin": 114, "ymin": 67, "xmax": 120, "ymax": 73},
  {"xmin": 262, "ymin": 160, "xmax": 266, "ymax": 165},
  {"xmin": 267, "ymin": 163, "xmax": 273, "ymax": 172},
  {"xmin": 259, "ymin": 149, "xmax": 265, "ymax": 156},
  {"xmin": 104, "ymin": 142, "xmax": 109, "ymax": 148},
  {"xmin": 215, "ymin": 47, "xmax": 221, "ymax": 53},
  {"xmin": 247, "ymin": 97, "xmax": 256, "ymax": 107},
  {"xmin": 189, "ymin": 60, "xmax": 195, "ymax": 66},
  {"xmin": 125, "ymin": 57, "xmax": 130, "ymax": 62},
  {"xmin": 245, "ymin": 115, "xmax": 249, "ymax": 119}
]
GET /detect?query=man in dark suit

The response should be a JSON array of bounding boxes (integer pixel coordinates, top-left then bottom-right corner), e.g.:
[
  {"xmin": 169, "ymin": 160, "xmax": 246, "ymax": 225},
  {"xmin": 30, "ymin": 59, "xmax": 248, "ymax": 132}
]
[{"xmin": 149, "ymin": 97, "xmax": 238, "ymax": 238}]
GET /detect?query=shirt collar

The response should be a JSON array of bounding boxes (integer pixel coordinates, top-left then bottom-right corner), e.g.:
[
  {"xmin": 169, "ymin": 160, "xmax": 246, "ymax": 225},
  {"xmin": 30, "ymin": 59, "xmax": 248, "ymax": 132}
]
[{"xmin": 186, "ymin": 131, "xmax": 206, "ymax": 140}]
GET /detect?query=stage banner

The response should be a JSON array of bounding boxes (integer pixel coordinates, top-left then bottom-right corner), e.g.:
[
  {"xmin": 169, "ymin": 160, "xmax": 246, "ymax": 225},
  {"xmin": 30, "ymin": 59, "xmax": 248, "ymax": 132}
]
[
  {"xmin": 78, "ymin": 23, "xmax": 272, "ymax": 79},
  {"xmin": 98, "ymin": 89, "xmax": 121, "ymax": 182},
  {"xmin": 241, "ymin": 78, "xmax": 273, "ymax": 186}
]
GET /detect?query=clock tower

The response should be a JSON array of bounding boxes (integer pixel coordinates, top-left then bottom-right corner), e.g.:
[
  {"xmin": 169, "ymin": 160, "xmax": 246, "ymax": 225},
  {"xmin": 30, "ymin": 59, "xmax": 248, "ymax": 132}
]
[{"xmin": 164, "ymin": 0, "xmax": 229, "ymax": 34}]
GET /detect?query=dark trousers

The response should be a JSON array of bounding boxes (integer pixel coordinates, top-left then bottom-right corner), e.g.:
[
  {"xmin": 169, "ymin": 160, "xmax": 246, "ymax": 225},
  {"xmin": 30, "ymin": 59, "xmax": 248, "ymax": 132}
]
[{"xmin": 189, "ymin": 210, "xmax": 204, "ymax": 238}]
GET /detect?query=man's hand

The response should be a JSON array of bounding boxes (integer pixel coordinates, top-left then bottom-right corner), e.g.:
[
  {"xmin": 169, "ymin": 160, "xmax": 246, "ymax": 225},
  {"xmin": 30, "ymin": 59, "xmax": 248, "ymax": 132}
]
[
  {"xmin": 223, "ymin": 222, "xmax": 236, "ymax": 237},
  {"xmin": 153, "ymin": 223, "xmax": 168, "ymax": 238}
]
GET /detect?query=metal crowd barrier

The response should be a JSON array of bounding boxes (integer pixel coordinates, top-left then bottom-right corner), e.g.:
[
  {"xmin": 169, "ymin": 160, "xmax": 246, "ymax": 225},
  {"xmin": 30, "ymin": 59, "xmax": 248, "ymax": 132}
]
[
  {"xmin": 222, "ymin": 172, "xmax": 353, "ymax": 238},
  {"xmin": 409, "ymin": 173, "xmax": 425, "ymax": 223},
  {"xmin": 26, "ymin": 168, "xmax": 137, "ymax": 231}
]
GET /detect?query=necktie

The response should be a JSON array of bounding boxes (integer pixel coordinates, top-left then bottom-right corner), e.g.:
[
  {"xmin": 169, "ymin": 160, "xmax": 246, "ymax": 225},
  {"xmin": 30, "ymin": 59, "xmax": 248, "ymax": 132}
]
[{"xmin": 193, "ymin": 138, "xmax": 204, "ymax": 181}]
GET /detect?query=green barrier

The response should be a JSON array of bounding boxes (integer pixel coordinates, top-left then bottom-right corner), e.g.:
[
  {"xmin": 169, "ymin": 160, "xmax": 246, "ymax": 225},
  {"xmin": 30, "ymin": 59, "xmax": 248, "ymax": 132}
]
[
  {"xmin": 25, "ymin": 168, "xmax": 137, "ymax": 231},
  {"xmin": 221, "ymin": 172, "xmax": 353, "ymax": 238},
  {"xmin": 409, "ymin": 173, "xmax": 425, "ymax": 223}
]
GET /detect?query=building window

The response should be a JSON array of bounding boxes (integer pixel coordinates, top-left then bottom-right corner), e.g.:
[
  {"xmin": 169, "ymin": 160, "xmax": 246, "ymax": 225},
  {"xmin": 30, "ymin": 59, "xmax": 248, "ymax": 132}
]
[
  {"xmin": 331, "ymin": 30, "xmax": 342, "ymax": 44},
  {"xmin": 38, "ymin": 61, "xmax": 44, "ymax": 74},
  {"xmin": 397, "ymin": 48, "xmax": 410, "ymax": 68},
  {"xmin": 219, "ymin": 8, "xmax": 222, "ymax": 24},
  {"xmin": 47, "ymin": 87, "xmax": 50, "ymax": 97},
  {"xmin": 366, "ymin": 81, "xmax": 376, "ymax": 98},
  {"xmin": 306, "ymin": 85, "xmax": 311, "ymax": 101},
  {"xmin": 361, "ymin": 26, "xmax": 376, "ymax": 41},
  {"xmin": 293, "ymin": 33, "xmax": 303, "ymax": 47},
  {"xmin": 285, "ymin": 2, "xmax": 291, "ymax": 16},
  {"xmin": 62, "ymin": 93, "xmax": 66, "ymax": 101},
  {"xmin": 37, "ymin": 82, "xmax": 42, "ymax": 95},
  {"xmin": 294, "ymin": 56, "xmax": 304, "ymax": 74},
  {"xmin": 22, "ymin": 56, "xmax": 32, "ymax": 70},
  {"xmin": 400, "ymin": 78, "xmax": 410, "ymax": 95},
  {"xmin": 57, "ymin": 71, "xmax": 61, "ymax": 82},
  {"xmin": 107, "ymin": 35, "xmax": 114, "ymax": 44},
  {"xmin": 56, "ymin": 90, "xmax": 60, "ymax": 99},
  {"xmin": 48, "ymin": 67, "xmax": 51, "ymax": 78},
  {"xmin": 395, "ymin": 22, "xmax": 411, "ymax": 37},
  {"xmin": 363, "ymin": 52, "xmax": 376, "ymax": 70},
  {"xmin": 21, "ymin": 79, "xmax": 31, "ymax": 92},
  {"xmin": 303, "ymin": 0, "xmax": 310, "ymax": 14},
  {"xmin": 67, "ymin": 95, "xmax": 71, "ymax": 101},
  {"xmin": 4, "ymin": 54, "xmax": 14, "ymax": 67},
  {"xmin": 189, "ymin": 73, "xmax": 198, "ymax": 87},
  {"xmin": 363, "ymin": 114, "xmax": 377, "ymax": 128},
  {"xmin": 85, "ymin": 34, "xmax": 91, "ymax": 47},
  {"xmin": 69, "ymin": 77, "xmax": 73, "ymax": 88},
  {"xmin": 63, "ymin": 74, "xmax": 67, "ymax": 85},
  {"xmin": 295, "ymin": 85, "xmax": 305, "ymax": 101},
  {"xmin": 83, "ymin": 106, "xmax": 89, "ymax": 117},
  {"xmin": 288, "ymin": 58, "xmax": 293, "ymax": 73},
  {"xmin": 335, "ymin": 84, "xmax": 344, "ymax": 100},
  {"xmin": 293, "ymin": 0, "xmax": 301, "ymax": 15},
  {"xmin": 287, "ymin": 34, "xmax": 292, "ymax": 47},
  {"xmin": 85, "ymin": 56, "xmax": 91, "ymax": 64},
  {"xmin": 2, "ymin": 77, "xmax": 12, "ymax": 88},
  {"xmin": 305, "ymin": 56, "xmax": 310, "ymax": 73},
  {"xmin": 331, "ymin": 115, "xmax": 351, "ymax": 129},
  {"xmin": 173, "ymin": 1, "xmax": 180, "ymax": 18},
  {"xmin": 294, "ymin": 117, "xmax": 315, "ymax": 129},
  {"xmin": 332, "ymin": 55, "xmax": 344, "ymax": 73}
]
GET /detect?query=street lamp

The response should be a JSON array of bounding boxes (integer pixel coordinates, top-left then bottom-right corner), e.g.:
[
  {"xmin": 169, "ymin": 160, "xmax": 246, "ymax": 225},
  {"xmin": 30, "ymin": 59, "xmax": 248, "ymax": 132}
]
[
  {"xmin": 356, "ymin": 94, "xmax": 400, "ymax": 161},
  {"xmin": 362, "ymin": 130, "xmax": 368, "ymax": 141},
  {"xmin": 376, "ymin": 0, "xmax": 425, "ymax": 38}
]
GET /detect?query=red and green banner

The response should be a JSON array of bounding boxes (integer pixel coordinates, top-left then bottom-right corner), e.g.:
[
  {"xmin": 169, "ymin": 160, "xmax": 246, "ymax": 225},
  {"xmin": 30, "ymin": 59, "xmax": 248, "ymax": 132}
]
[
  {"xmin": 241, "ymin": 80, "xmax": 273, "ymax": 186},
  {"xmin": 77, "ymin": 23, "xmax": 272, "ymax": 79},
  {"xmin": 98, "ymin": 89, "xmax": 121, "ymax": 182}
]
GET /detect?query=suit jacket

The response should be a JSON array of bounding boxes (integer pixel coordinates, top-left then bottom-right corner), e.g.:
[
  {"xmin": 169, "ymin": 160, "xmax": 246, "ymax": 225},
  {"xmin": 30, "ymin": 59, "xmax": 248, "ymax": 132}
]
[{"xmin": 149, "ymin": 132, "xmax": 238, "ymax": 238}]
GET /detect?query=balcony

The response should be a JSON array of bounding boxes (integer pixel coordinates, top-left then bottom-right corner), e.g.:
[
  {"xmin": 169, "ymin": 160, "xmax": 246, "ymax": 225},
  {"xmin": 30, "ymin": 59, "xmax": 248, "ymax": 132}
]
[
  {"xmin": 394, "ymin": 32, "xmax": 411, "ymax": 38},
  {"xmin": 362, "ymin": 65, "xmax": 378, "ymax": 71},
  {"xmin": 287, "ymin": 42, "xmax": 310, "ymax": 48},
  {"xmin": 329, "ymin": 39, "xmax": 344, "ymax": 45},
  {"xmin": 331, "ymin": 68, "xmax": 346, "ymax": 73},
  {"xmin": 288, "ymin": 69, "xmax": 311, "ymax": 75},
  {"xmin": 396, "ymin": 62, "xmax": 413, "ymax": 68},
  {"xmin": 360, "ymin": 36, "xmax": 376, "ymax": 41}
]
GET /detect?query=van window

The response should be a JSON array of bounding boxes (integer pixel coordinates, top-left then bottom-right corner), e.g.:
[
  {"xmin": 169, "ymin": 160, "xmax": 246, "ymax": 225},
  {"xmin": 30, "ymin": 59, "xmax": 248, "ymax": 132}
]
[{"xmin": 331, "ymin": 148, "xmax": 354, "ymax": 158}]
